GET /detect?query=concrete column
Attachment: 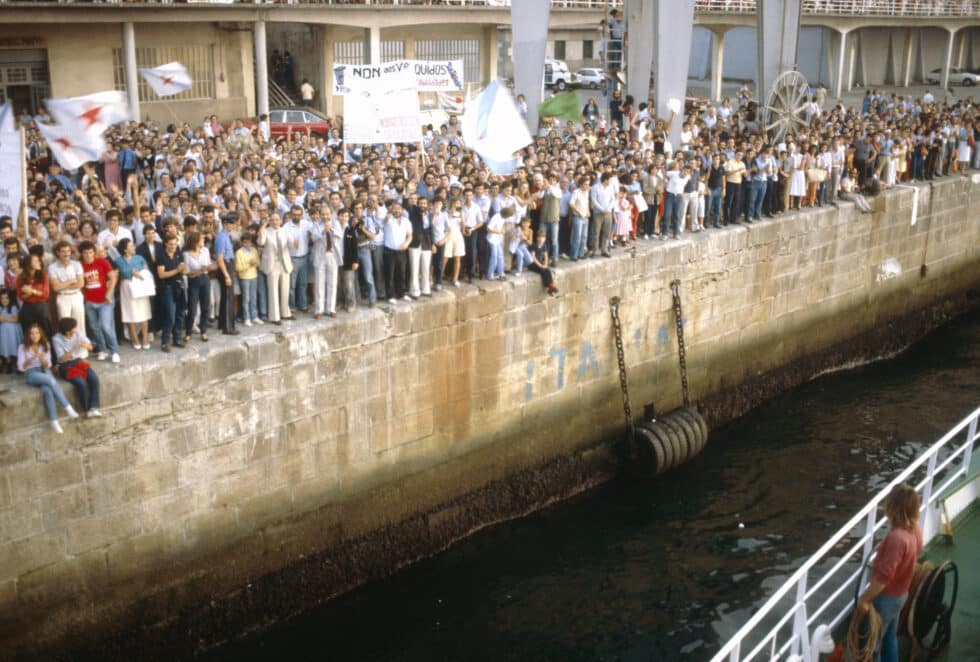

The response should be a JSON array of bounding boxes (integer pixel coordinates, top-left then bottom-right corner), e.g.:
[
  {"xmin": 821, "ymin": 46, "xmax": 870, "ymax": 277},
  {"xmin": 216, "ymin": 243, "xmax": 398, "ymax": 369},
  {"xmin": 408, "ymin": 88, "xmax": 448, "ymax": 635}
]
[
  {"xmin": 711, "ymin": 29, "xmax": 726, "ymax": 102},
  {"xmin": 846, "ymin": 34, "xmax": 857, "ymax": 93},
  {"xmin": 364, "ymin": 26, "xmax": 381, "ymax": 66},
  {"xmin": 122, "ymin": 22, "xmax": 140, "ymax": 121},
  {"xmin": 942, "ymin": 28, "xmax": 956, "ymax": 91},
  {"xmin": 756, "ymin": 0, "xmax": 802, "ymax": 106},
  {"xmin": 254, "ymin": 20, "xmax": 269, "ymax": 117},
  {"xmin": 481, "ymin": 25, "xmax": 498, "ymax": 85},
  {"xmin": 955, "ymin": 29, "xmax": 967, "ymax": 69},
  {"xmin": 317, "ymin": 25, "xmax": 334, "ymax": 117},
  {"xmin": 404, "ymin": 38, "xmax": 416, "ymax": 60},
  {"xmin": 511, "ymin": 0, "xmax": 550, "ymax": 132},
  {"xmin": 653, "ymin": 0, "xmax": 696, "ymax": 150},
  {"xmin": 625, "ymin": 0, "xmax": 654, "ymax": 104},
  {"xmin": 902, "ymin": 29, "xmax": 914, "ymax": 87},
  {"xmin": 833, "ymin": 30, "xmax": 848, "ymax": 100}
]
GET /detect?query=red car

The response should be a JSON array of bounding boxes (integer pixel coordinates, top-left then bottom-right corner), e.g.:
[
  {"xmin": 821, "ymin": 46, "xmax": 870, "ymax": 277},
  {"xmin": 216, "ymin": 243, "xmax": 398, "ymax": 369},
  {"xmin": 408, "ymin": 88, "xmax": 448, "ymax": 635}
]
[{"xmin": 237, "ymin": 107, "xmax": 332, "ymax": 139}]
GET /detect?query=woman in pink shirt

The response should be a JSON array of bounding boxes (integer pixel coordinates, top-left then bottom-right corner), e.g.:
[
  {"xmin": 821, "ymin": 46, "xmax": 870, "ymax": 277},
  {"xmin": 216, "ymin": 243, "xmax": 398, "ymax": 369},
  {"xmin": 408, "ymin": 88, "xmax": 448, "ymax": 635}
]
[{"xmin": 857, "ymin": 484, "xmax": 924, "ymax": 662}]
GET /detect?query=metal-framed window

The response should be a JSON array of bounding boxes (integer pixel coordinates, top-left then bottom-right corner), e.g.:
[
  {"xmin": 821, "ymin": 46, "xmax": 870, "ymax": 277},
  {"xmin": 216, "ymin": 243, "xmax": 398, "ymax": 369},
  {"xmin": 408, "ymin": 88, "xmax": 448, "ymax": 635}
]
[
  {"xmin": 333, "ymin": 41, "xmax": 405, "ymax": 65},
  {"xmin": 553, "ymin": 40, "xmax": 566, "ymax": 60},
  {"xmin": 112, "ymin": 46, "xmax": 214, "ymax": 101}
]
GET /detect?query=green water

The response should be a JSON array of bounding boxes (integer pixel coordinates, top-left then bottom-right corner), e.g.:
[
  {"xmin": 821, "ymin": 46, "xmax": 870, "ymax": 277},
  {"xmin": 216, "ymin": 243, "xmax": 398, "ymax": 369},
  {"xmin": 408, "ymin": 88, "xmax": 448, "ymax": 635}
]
[{"xmin": 208, "ymin": 308, "xmax": 980, "ymax": 662}]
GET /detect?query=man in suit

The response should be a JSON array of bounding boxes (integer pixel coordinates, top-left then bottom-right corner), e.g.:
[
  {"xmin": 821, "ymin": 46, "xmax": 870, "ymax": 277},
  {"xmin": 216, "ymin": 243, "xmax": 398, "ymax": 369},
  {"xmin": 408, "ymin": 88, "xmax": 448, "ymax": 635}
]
[{"xmin": 257, "ymin": 213, "xmax": 293, "ymax": 325}]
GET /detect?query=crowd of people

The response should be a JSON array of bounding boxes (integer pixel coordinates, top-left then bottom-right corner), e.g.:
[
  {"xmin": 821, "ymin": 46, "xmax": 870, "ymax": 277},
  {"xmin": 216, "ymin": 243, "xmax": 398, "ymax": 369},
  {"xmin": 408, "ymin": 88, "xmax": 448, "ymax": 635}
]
[{"xmin": 2, "ymin": 80, "xmax": 977, "ymax": 430}]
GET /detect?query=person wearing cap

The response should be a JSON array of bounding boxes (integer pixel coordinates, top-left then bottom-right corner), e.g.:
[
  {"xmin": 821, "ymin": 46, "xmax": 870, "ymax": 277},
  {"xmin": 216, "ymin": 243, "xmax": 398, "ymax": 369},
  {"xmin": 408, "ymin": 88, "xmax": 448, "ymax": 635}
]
[{"xmin": 214, "ymin": 213, "xmax": 239, "ymax": 335}]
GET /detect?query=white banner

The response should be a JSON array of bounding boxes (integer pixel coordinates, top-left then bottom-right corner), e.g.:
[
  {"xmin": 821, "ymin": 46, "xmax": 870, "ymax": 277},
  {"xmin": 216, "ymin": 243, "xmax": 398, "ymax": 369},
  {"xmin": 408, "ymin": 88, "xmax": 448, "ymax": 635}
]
[
  {"xmin": 334, "ymin": 60, "xmax": 464, "ymax": 96},
  {"xmin": 344, "ymin": 87, "xmax": 421, "ymax": 145},
  {"xmin": 0, "ymin": 130, "xmax": 23, "ymax": 221}
]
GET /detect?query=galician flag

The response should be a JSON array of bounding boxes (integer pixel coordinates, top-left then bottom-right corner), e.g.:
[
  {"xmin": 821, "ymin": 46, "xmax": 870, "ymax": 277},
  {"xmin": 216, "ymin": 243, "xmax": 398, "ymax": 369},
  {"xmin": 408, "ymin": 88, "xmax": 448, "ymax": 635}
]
[
  {"xmin": 461, "ymin": 80, "xmax": 532, "ymax": 166},
  {"xmin": 0, "ymin": 102, "xmax": 14, "ymax": 134},
  {"xmin": 37, "ymin": 121, "xmax": 106, "ymax": 171},
  {"xmin": 140, "ymin": 62, "xmax": 193, "ymax": 97},
  {"xmin": 46, "ymin": 90, "xmax": 131, "ymax": 136}
]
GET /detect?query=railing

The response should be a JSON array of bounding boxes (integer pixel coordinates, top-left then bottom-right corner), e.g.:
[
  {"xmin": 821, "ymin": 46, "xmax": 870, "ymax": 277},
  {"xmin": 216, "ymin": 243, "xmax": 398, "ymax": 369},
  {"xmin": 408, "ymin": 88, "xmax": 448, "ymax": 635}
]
[
  {"xmin": 711, "ymin": 405, "xmax": 979, "ymax": 662},
  {"xmin": 4, "ymin": 0, "xmax": 980, "ymax": 15}
]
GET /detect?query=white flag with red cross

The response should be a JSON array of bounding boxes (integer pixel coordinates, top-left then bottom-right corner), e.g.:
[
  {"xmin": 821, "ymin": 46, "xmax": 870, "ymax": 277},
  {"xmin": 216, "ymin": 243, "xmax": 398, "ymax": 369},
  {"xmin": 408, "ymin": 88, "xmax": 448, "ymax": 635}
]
[
  {"xmin": 140, "ymin": 62, "xmax": 193, "ymax": 97},
  {"xmin": 36, "ymin": 120, "xmax": 106, "ymax": 171},
  {"xmin": 45, "ymin": 90, "xmax": 131, "ymax": 137}
]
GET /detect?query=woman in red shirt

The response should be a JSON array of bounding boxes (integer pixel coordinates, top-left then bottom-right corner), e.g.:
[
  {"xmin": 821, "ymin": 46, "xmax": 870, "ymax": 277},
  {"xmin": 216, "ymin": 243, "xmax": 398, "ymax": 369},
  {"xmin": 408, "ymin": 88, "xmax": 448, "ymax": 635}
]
[
  {"xmin": 17, "ymin": 251, "xmax": 52, "ymax": 340},
  {"xmin": 857, "ymin": 484, "xmax": 924, "ymax": 662}
]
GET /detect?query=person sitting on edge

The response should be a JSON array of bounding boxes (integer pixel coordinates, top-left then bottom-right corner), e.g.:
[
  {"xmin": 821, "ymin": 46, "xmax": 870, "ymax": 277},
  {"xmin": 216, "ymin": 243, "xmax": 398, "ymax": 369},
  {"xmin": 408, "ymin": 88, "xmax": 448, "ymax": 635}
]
[
  {"xmin": 52, "ymin": 317, "xmax": 102, "ymax": 419},
  {"xmin": 18, "ymin": 322, "xmax": 78, "ymax": 434}
]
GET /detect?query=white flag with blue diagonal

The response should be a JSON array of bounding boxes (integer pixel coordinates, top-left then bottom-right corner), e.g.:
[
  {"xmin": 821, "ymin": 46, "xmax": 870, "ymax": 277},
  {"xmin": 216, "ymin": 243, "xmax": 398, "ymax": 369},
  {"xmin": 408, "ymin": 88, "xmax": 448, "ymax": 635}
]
[{"xmin": 461, "ymin": 80, "xmax": 531, "ymax": 167}]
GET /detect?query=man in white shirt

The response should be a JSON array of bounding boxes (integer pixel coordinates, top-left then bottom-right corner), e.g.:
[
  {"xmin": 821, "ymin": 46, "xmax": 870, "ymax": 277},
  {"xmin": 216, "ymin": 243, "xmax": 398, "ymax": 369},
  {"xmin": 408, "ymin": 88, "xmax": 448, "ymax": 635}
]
[
  {"xmin": 462, "ymin": 187, "xmax": 485, "ymax": 283},
  {"xmin": 569, "ymin": 176, "xmax": 591, "ymax": 260},
  {"xmin": 588, "ymin": 171, "xmax": 616, "ymax": 257},
  {"xmin": 96, "ymin": 209, "xmax": 134, "ymax": 262},
  {"xmin": 663, "ymin": 159, "xmax": 691, "ymax": 240},
  {"xmin": 284, "ymin": 204, "xmax": 314, "ymax": 313},
  {"xmin": 382, "ymin": 201, "xmax": 412, "ymax": 302},
  {"xmin": 300, "ymin": 79, "xmax": 315, "ymax": 107},
  {"xmin": 48, "ymin": 240, "xmax": 86, "ymax": 333}
]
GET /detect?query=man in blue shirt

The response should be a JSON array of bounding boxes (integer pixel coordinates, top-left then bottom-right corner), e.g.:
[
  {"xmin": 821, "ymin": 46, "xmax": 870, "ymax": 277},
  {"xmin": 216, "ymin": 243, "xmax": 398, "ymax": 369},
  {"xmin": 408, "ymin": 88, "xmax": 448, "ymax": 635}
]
[
  {"xmin": 118, "ymin": 139, "xmax": 139, "ymax": 184},
  {"xmin": 214, "ymin": 213, "xmax": 239, "ymax": 335}
]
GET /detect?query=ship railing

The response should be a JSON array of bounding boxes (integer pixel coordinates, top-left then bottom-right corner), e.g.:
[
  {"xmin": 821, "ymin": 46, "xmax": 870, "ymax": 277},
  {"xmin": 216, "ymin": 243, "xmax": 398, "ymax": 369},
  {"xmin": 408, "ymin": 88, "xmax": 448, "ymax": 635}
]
[{"xmin": 710, "ymin": 405, "xmax": 980, "ymax": 662}]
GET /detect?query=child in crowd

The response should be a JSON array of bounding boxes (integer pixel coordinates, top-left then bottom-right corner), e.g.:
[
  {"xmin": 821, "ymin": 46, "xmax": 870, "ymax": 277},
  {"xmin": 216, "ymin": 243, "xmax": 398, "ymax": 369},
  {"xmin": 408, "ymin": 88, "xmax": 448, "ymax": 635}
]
[
  {"xmin": 514, "ymin": 217, "xmax": 535, "ymax": 274},
  {"xmin": 613, "ymin": 187, "xmax": 633, "ymax": 245},
  {"xmin": 0, "ymin": 288, "xmax": 22, "ymax": 373},
  {"xmin": 235, "ymin": 232, "xmax": 261, "ymax": 327}
]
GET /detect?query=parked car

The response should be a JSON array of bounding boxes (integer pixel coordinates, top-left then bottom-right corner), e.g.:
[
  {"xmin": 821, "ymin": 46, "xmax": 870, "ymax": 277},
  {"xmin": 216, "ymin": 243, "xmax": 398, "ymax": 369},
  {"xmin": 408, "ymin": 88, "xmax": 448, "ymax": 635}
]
[
  {"xmin": 544, "ymin": 59, "xmax": 574, "ymax": 91},
  {"xmin": 926, "ymin": 67, "xmax": 980, "ymax": 86},
  {"xmin": 575, "ymin": 67, "xmax": 608, "ymax": 89},
  {"xmin": 237, "ymin": 107, "xmax": 332, "ymax": 139}
]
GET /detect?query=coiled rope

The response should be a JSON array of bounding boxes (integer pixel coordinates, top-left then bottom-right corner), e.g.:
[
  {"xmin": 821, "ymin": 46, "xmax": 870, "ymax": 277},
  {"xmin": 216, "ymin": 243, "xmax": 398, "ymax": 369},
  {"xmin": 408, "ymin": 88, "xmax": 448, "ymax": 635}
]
[{"xmin": 847, "ymin": 604, "xmax": 882, "ymax": 662}]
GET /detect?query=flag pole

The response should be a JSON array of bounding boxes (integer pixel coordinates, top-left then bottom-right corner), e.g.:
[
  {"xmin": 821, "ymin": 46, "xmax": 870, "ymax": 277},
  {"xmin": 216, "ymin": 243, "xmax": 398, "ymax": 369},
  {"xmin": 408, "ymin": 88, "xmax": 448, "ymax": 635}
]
[{"xmin": 18, "ymin": 125, "xmax": 27, "ymax": 231}]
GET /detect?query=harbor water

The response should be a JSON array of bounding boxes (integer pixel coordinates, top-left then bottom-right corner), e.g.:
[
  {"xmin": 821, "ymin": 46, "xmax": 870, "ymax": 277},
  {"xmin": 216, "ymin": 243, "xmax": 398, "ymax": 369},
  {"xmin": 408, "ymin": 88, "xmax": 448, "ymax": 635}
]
[{"xmin": 207, "ymin": 308, "xmax": 980, "ymax": 662}]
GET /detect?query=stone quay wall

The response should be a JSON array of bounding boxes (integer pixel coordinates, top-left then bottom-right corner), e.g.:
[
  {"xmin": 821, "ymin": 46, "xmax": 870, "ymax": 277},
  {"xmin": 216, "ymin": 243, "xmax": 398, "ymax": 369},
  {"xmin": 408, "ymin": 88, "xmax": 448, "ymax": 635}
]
[{"xmin": 1, "ymin": 177, "xmax": 978, "ymax": 658}]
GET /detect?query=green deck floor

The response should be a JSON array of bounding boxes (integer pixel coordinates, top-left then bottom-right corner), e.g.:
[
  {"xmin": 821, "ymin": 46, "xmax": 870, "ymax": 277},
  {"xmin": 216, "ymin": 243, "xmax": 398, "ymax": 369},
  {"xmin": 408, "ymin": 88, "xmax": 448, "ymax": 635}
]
[{"xmin": 921, "ymin": 502, "xmax": 979, "ymax": 662}]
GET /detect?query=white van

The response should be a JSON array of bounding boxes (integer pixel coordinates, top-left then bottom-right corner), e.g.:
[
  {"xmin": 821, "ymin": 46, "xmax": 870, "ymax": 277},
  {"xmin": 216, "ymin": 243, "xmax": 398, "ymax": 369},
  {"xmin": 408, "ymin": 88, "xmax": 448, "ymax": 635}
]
[{"xmin": 544, "ymin": 59, "xmax": 573, "ymax": 91}]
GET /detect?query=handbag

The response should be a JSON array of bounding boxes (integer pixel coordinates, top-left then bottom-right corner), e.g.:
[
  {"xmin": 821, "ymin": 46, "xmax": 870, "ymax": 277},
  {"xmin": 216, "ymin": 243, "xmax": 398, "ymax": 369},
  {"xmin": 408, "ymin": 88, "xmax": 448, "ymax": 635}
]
[
  {"xmin": 127, "ymin": 269, "xmax": 157, "ymax": 298},
  {"xmin": 806, "ymin": 167, "xmax": 828, "ymax": 183}
]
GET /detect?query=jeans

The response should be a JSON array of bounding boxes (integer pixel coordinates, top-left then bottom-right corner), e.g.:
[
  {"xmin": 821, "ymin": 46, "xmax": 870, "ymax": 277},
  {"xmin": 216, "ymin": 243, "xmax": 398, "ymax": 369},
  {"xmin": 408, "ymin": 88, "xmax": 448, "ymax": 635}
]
[
  {"xmin": 464, "ymin": 230, "xmax": 482, "ymax": 277},
  {"xmin": 288, "ymin": 253, "xmax": 309, "ymax": 311},
  {"xmin": 160, "ymin": 283, "xmax": 186, "ymax": 346},
  {"xmin": 186, "ymin": 274, "xmax": 210, "ymax": 336},
  {"xmin": 707, "ymin": 187, "xmax": 723, "ymax": 227},
  {"xmin": 369, "ymin": 244, "xmax": 386, "ymax": 299},
  {"xmin": 486, "ymin": 242, "xmax": 504, "ymax": 278},
  {"xmin": 85, "ymin": 300, "xmax": 119, "ymax": 354},
  {"xmin": 257, "ymin": 271, "xmax": 268, "ymax": 319},
  {"xmin": 240, "ymin": 277, "xmax": 258, "ymax": 321},
  {"xmin": 540, "ymin": 220, "xmax": 559, "ymax": 264},
  {"xmin": 751, "ymin": 180, "xmax": 766, "ymax": 219},
  {"xmin": 356, "ymin": 246, "xmax": 377, "ymax": 303},
  {"xmin": 57, "ymin": 360, "xmax": 100, "ymax": 411},
  {"xmin": 872, "ymin": 593, "xmax": 906, "ymax": 662},
  {"xmin": 644, "ymin": 205, "xmax": 658, "ymax": 236},
  {"xmin": 662, "ymin": 193, "xmax": 680, "ymax": 237},
  {"xmin": 570, "ymin": 215, "xmax": 588, "ymax": 259},
  {"xmin": 515, "ymin": 244, "xmax": 534, "ymax": 273},
  {"xmin": 744, "ymin": 180, "xmax": 759, "ymax": 219},
  {"xmin": 25, "ymin": 367, "xmax": 70, "ymax": 421}
]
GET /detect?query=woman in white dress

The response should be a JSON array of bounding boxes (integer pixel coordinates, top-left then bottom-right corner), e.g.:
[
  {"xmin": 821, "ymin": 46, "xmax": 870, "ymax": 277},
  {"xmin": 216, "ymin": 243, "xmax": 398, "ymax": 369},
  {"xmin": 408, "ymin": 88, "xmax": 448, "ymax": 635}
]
[
  {"xmin": 113, "ymin": 238, "xmax": 153, "ymax": 349},
  {"xmin": 956, "ymin": 127, "xmax": 972, "ymax": 172},
  {"xmin": 789, "ymin": 148, "xmax": 806, "ymax": 209}
]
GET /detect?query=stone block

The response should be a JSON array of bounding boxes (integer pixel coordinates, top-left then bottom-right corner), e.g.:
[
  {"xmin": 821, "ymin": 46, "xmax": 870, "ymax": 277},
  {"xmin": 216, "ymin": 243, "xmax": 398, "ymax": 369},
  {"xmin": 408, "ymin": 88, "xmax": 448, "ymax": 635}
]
[
  {"xmin": 82, "ymin": 442, "xmax": 130, "ymax": 481},
  {"xmin": 178, "ymin": 506, "xmax": 242, "ymax": 558},
  {"xmin": 0, "ymin": 531, "xmax": 66, "ymax": 582},
  {"xmin": 139, "ymin": 488, "xmax": 202, "ymax": 534},
  {"xmin": 7, "ymin": 455, "xmax": 84, "ymax": 506},
  {"xmin": 0, "ymin": 499, "xmax": 44, "ymax": 546},
  {"xmin": 105, "ymin": 528, "xmax": 181, "ymax": 587},
  {"xmin": 247, "ymin": 426, "xmax": 286, "ymax": 463},
  {"xmin": 236, "ymin": 486, "xmax": 293, "ymax": 532},
  {"xmin": 16, "ymin": 547, "xmax": 107, "ymax": 612},
  {"xmin": 0, "ymin": 433, "xmax": 35, "ymax": 469},
  {"xmin": 39, "ymin": 484, "xmax": 91, "ymax": 532},
  {"xmin": 86, "ymin": 461, "xmax": 178, "ymax": 514}
]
